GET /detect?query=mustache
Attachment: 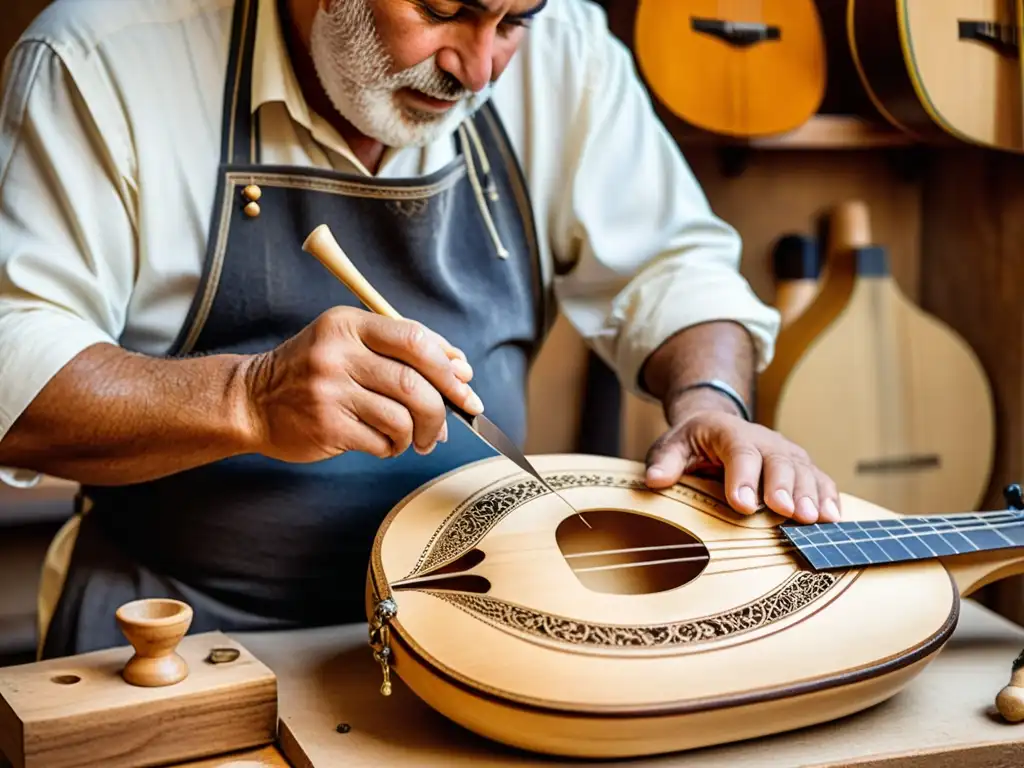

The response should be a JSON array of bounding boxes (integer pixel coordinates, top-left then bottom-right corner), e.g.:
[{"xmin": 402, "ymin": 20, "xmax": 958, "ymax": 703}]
[{"xmin": 402, "ymin": 65, "xmax": 470, "ymax": 101}]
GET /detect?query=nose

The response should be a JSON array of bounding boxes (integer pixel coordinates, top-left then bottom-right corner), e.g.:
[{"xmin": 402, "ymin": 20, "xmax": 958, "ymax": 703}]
[{"xmin": 437, "ymin": 26, "xmax": 497, "ymax": 93}]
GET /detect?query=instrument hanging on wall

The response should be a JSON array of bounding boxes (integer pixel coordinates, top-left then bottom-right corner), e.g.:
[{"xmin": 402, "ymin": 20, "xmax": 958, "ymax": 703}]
[
  {"xmin": 847, "ymin": 0, "xmax": 1023, "ymax": 152},
  {"xmin": 757, "ymin": 201, "xmax": 997, "ymax": 517},
  {"xmin": 364, "ymin": 452, "xmax": 1024, "ymax": 759},
  {"xmin": 633, "ymin": 0, "xmax": 827, "ymax": 137},
  {"xmin": 771, "ymin": 233, "xmax": 822, "ymax": 328}
]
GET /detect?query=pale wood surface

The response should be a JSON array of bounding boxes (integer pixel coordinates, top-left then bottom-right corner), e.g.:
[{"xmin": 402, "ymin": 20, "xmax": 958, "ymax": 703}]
[
  {"xmin": 770, "ymin": 272, "xmax": 996, "ymax": 516},
  {"xmin": 0, "ymin": 631, "xmax": 277, "ymax": 768},
  {"xmin": 356, "ymin": 454, "xmax": 1024, "ymax": 758},
  {"xmin": 228, "ymin": 599, "xmax": 1024, "ymax": 768},
  {"xmin": 904, "ymin": 0, "xmax": 1023, "ymax": 152}
]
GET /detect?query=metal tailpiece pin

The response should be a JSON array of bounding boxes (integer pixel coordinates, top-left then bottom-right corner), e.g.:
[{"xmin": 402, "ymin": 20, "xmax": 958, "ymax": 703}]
[{"xmin": 369, "ymin": 597, "xmax": 398, "ymax": 696}]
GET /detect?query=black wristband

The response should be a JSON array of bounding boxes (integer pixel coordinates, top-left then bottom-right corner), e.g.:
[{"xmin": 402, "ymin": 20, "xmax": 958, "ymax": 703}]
[{"xmin": 671, "ymin": 379, "xmax": 751, "ymax": 422}]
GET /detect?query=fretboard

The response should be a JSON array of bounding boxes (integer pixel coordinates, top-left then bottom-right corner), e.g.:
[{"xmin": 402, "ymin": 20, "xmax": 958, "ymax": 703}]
[{"xmin": 781, "ymin": 510, "xmax": 1024, "ymax": 571}]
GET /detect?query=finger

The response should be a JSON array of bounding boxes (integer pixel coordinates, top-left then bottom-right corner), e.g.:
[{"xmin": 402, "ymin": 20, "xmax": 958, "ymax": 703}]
[
  {"xmin": 334, "ymin": 410, "xmax": 395, "ymax": 460},
  {"xmin": 351, "ymin": 355, "xmax": 447, "ymax": 453},
  {"xmin": 644, "ymin": 432, "xmax": 691, "ymax": 489},
  {"xmin": 419, "ymin": 327, "xmax": 473, "ymax": 382},
  {"xmin": 719, "ymin": 442, "xmax": 764, "ymax": 515},
  {"xmin": 790, "ymin": 461, "xmax": 821, "ymax": 524},
  {"xmin": 360, "ymin": 316, "xmax": 483, "ymax": 416},
  {"xmin": 351, "ymin": 389, "xmax": 415, "ymax": 457},
  {"xmin": 761, "ymin": 455, "xmax": 796, "ymax": 518},
  {"xmin": 816, "ymin": 471, "xmax": 841, "ymax": 522}
]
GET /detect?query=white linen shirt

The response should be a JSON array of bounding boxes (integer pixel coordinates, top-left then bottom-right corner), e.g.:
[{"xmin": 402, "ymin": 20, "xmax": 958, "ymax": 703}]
[{"xmin": 0, "ymin": 0, "xmax": 780, "ymax": 487}]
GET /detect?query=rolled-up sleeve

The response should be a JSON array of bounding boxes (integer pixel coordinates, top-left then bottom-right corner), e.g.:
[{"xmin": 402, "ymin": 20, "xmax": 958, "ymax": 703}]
[
  {"xmin": 0, "ymin": 40, "xmax": 136, "ymax": 482},
  {"xmin": 550, "ymin": 13, "xmax": 780, "ymax": 403}
]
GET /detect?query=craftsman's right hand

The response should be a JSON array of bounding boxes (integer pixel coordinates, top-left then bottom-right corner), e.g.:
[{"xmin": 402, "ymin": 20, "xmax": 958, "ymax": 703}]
[{"xmin": 241, "ymin": 306, "xmax": 481, "ymax": 462}]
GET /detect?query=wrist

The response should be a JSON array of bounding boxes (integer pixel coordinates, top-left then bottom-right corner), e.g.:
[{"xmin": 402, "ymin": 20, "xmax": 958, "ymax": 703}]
[
  {"xmin": 227, "ymin": 353, "xmax": 268, "ymax": 454},
  {"xmin": 664, "ymin": 384, "xmax": 746, "ymax": 427}
]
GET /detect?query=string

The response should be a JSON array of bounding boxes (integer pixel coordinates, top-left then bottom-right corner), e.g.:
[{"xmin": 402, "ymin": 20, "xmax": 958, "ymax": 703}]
[
  {"xmin": 468, "ymin": 510, "xmax": 1024, "ymax": 565},
  {"xmin": 538, "ymin": 517, "xmax": 1024, "ymax": 576}
]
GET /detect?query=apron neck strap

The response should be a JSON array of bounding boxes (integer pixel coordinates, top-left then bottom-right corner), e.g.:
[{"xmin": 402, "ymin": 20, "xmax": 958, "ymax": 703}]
[{"xmin": 220, "ymin": 0, "xmax": 260, "ymax": 166}]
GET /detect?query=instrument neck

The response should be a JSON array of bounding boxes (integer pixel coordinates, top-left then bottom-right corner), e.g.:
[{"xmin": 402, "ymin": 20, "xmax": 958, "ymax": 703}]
[{"xmin": 782, "ymin": 506, "xmax": 1024, "ymax": 571}]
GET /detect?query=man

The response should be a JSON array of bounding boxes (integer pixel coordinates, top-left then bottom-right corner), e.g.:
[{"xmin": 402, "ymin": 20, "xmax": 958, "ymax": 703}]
[{"xmin": 0, "ymin": 0, "xmax": 840, "ymax": 659}]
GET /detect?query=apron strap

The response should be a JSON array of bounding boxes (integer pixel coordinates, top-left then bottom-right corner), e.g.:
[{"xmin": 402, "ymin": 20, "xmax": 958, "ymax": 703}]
[{"xmin": 220, "ymin": 0, "xmax": 260, "ymax": 166}]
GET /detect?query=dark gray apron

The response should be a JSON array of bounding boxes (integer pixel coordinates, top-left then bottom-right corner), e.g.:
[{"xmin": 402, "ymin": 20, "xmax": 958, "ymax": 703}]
[{"xmin": 41, "ymin": 0, "xmax": 551, "ymax": 658}]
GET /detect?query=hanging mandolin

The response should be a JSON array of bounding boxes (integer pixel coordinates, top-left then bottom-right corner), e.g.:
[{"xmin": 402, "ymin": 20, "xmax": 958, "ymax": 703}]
[
  {"xmin": 633, "ymin": 0, "xmax": 827, "ymax": 138},
  {"xmin": 847, "ymin": 0, "xmax": 1023, "ymax": 151}
]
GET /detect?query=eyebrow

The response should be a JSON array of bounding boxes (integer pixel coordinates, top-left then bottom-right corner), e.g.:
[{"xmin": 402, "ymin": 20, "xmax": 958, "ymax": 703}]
[{"xmin": 459, "ymin": 0, "xmax": 548, "ymax": 21}]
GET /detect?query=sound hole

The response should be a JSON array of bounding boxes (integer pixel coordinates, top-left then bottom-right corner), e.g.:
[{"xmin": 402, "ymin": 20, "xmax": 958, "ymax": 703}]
[
  {"xmin": 390, "ymin": 548, "xmax": 491, "ymax": 594},
  {"xmin": 556, "ymin": 510, "xmax": 709, "ymax": 595}
]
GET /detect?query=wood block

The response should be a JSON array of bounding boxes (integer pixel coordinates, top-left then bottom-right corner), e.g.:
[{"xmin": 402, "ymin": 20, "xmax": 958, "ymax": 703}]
[{"xmin": 0, "ymin": 631, "xmax": 277, "ymax": 768}]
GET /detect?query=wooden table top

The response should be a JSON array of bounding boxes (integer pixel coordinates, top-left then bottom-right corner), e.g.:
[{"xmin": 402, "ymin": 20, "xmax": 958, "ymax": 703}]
[
  {"xmin": 187, "ymin": 598, "xmax": 1024, "ymax": 768},
  {"xmin": 3, "ymin": 598, "xmax": 1019, "ymax": 768}
]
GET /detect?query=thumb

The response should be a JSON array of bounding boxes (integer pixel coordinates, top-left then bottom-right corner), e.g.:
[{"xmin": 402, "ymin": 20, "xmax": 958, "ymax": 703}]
[{"xmin": 644, "ymin": 434, "xmax": 691, "ymax": 489}]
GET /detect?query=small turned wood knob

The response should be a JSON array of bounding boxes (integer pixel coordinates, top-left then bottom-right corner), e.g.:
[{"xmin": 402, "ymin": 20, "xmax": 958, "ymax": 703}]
[
  {"xmin": 116, "ymin": 598, "xmax": 193, "ymax": 687},
  {"xmin": 242, "ymin": 184, "xmax": 262, "ymax": 201},
  {"xmin": 996, "ymin": 649, "xmax": 1024, "ymax": 723},
  {"xmin": 243, "ymin": 201, "xmax": 261, "ymax": 217}
]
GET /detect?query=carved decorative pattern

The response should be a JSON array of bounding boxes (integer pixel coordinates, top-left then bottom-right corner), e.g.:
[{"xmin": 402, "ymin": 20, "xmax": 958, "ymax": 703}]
[
  {"xmin": 407, "ymin": 473, "xmax": 648, "ymax": 578},
  {"xmin": 423, "ymin": 571, "xmax": 839, "ymax": 649}
]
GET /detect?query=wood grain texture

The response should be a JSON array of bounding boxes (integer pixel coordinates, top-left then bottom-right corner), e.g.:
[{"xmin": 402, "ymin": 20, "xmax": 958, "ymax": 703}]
[
  {"xmin": 232, "ymin": 600, "xmax": 1024, "ymax": 767},
  {"xmin": 900, "ymin": 0, "xmax": 1024, "ymax": 152},
  {"xmin": 0, "ymin": 631, "xmax": 277, "ymax": 768},
  {"xmin": 633, "ymin": 0, "xmax": 826, "ymax": 138},
  {"xmin": 170, "ymin": 746, "xmax": 291, "ymax": 767},
  {"xmin": 919, "ymin": 147, "xmax": 1024, "ymax": 623}
]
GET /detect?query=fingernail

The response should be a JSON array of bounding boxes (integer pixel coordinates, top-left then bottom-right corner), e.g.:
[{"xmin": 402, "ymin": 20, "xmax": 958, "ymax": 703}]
[
  {"xmin": 465, "ymin": 391, "xmax": 484, "ymax": 415},
  {"xmin": 796, "ymin": 496, "xmax": 818, "ymax": 523},
  {"xmin": 738, "ymin": 486, "xmax": 757, "ymax": 510},
  {"xmin": 646, "ymin": 466, "xmax": 666, "ymax": 481},
  {"xmin": 451, "ymin": 358, "xmax": 473, "ymax": 380},
  {"xmin": 440, "ymin": 421, "xmax": 448, "ymax": 443},
  {"xmin": 822, "ymin": 498, "xmax": 840, "ymax": 522},
  {"xmin": 774, "ymin": 489, "xmax": 793, "ymax": 511}
]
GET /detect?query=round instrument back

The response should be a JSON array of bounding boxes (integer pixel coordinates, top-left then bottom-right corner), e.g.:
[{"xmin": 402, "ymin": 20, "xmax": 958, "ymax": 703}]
[{"xmin": 366, "ymin": 453, "xmax": 959, "ymax": 759}]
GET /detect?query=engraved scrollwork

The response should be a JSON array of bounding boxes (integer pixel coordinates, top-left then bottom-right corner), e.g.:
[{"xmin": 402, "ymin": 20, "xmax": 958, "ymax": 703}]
[
  {"xmin": 423, "ymin": 571, "xmax": 839, "ymax": 650},
  {"xmin": 406, "ymin": 472, "xmax": 655, "ymax": 578}
]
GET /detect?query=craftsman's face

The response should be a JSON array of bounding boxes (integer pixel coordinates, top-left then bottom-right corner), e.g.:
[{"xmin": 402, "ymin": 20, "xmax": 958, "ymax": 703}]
[{"xmin": 310, "ymin": 0, "xmax": 545, "ymax": 147}]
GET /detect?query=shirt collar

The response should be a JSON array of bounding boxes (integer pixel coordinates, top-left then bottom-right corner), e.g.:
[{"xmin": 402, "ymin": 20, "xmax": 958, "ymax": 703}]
[
  {"xmin": 252, "ymin": 0, "xmax": 309, "ymax": 124},
  {"xmin": 252, "ymin": 0, "xmax": 378, "ymax": 172}
]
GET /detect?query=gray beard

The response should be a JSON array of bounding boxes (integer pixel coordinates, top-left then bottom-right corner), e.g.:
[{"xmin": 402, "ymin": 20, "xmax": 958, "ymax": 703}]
[{"xmin": 308, "ymin": 0, "xmax": 492, "ymax": 149}]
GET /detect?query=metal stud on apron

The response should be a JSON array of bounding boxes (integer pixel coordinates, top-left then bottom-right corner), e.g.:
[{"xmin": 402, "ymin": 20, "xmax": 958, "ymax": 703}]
[{"xmin": 40, "ymin": 0, "xmax": 551, "ymax": 659}]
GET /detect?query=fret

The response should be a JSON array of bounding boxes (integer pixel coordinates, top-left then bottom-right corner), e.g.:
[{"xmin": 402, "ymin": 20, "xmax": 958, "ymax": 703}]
[{"xmin": 781, "ymin": 510, "xmax": 1024, "ymax": 571}]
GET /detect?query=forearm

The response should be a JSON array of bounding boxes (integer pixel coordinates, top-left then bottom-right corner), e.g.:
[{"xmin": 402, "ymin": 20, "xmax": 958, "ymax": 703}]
[
  {"xmin": 640, "ymin": 320, "xmax": 756, "ymax": 426},
  {"xmin": 0, "ymin": 343, "xmax": 255, "ymax": 485}
]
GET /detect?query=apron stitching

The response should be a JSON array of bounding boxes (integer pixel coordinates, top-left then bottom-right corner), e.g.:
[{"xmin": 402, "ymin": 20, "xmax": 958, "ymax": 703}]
[
  {"xmin": 179, "ymin": 174, "xmax": 236, "ymax": 354},
  {"xmin": 225, "ymin": 168, "xmax": 467, "ymax": 198}
]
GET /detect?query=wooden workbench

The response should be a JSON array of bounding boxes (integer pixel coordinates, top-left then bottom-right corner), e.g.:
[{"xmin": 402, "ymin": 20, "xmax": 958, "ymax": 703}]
[
  {"xmin": 162, "ymin": 598, "xmax": 1024, "ymax": 768},
  {"xmin": 3, "ymin": 599, "xmax": 1022, "ymax": 768}
]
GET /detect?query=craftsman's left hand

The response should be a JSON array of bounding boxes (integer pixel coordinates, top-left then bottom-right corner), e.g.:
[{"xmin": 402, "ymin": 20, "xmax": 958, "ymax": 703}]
[{"xmin": 644, "ymin": 408, "xmax": 841, "ymax": 524}]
